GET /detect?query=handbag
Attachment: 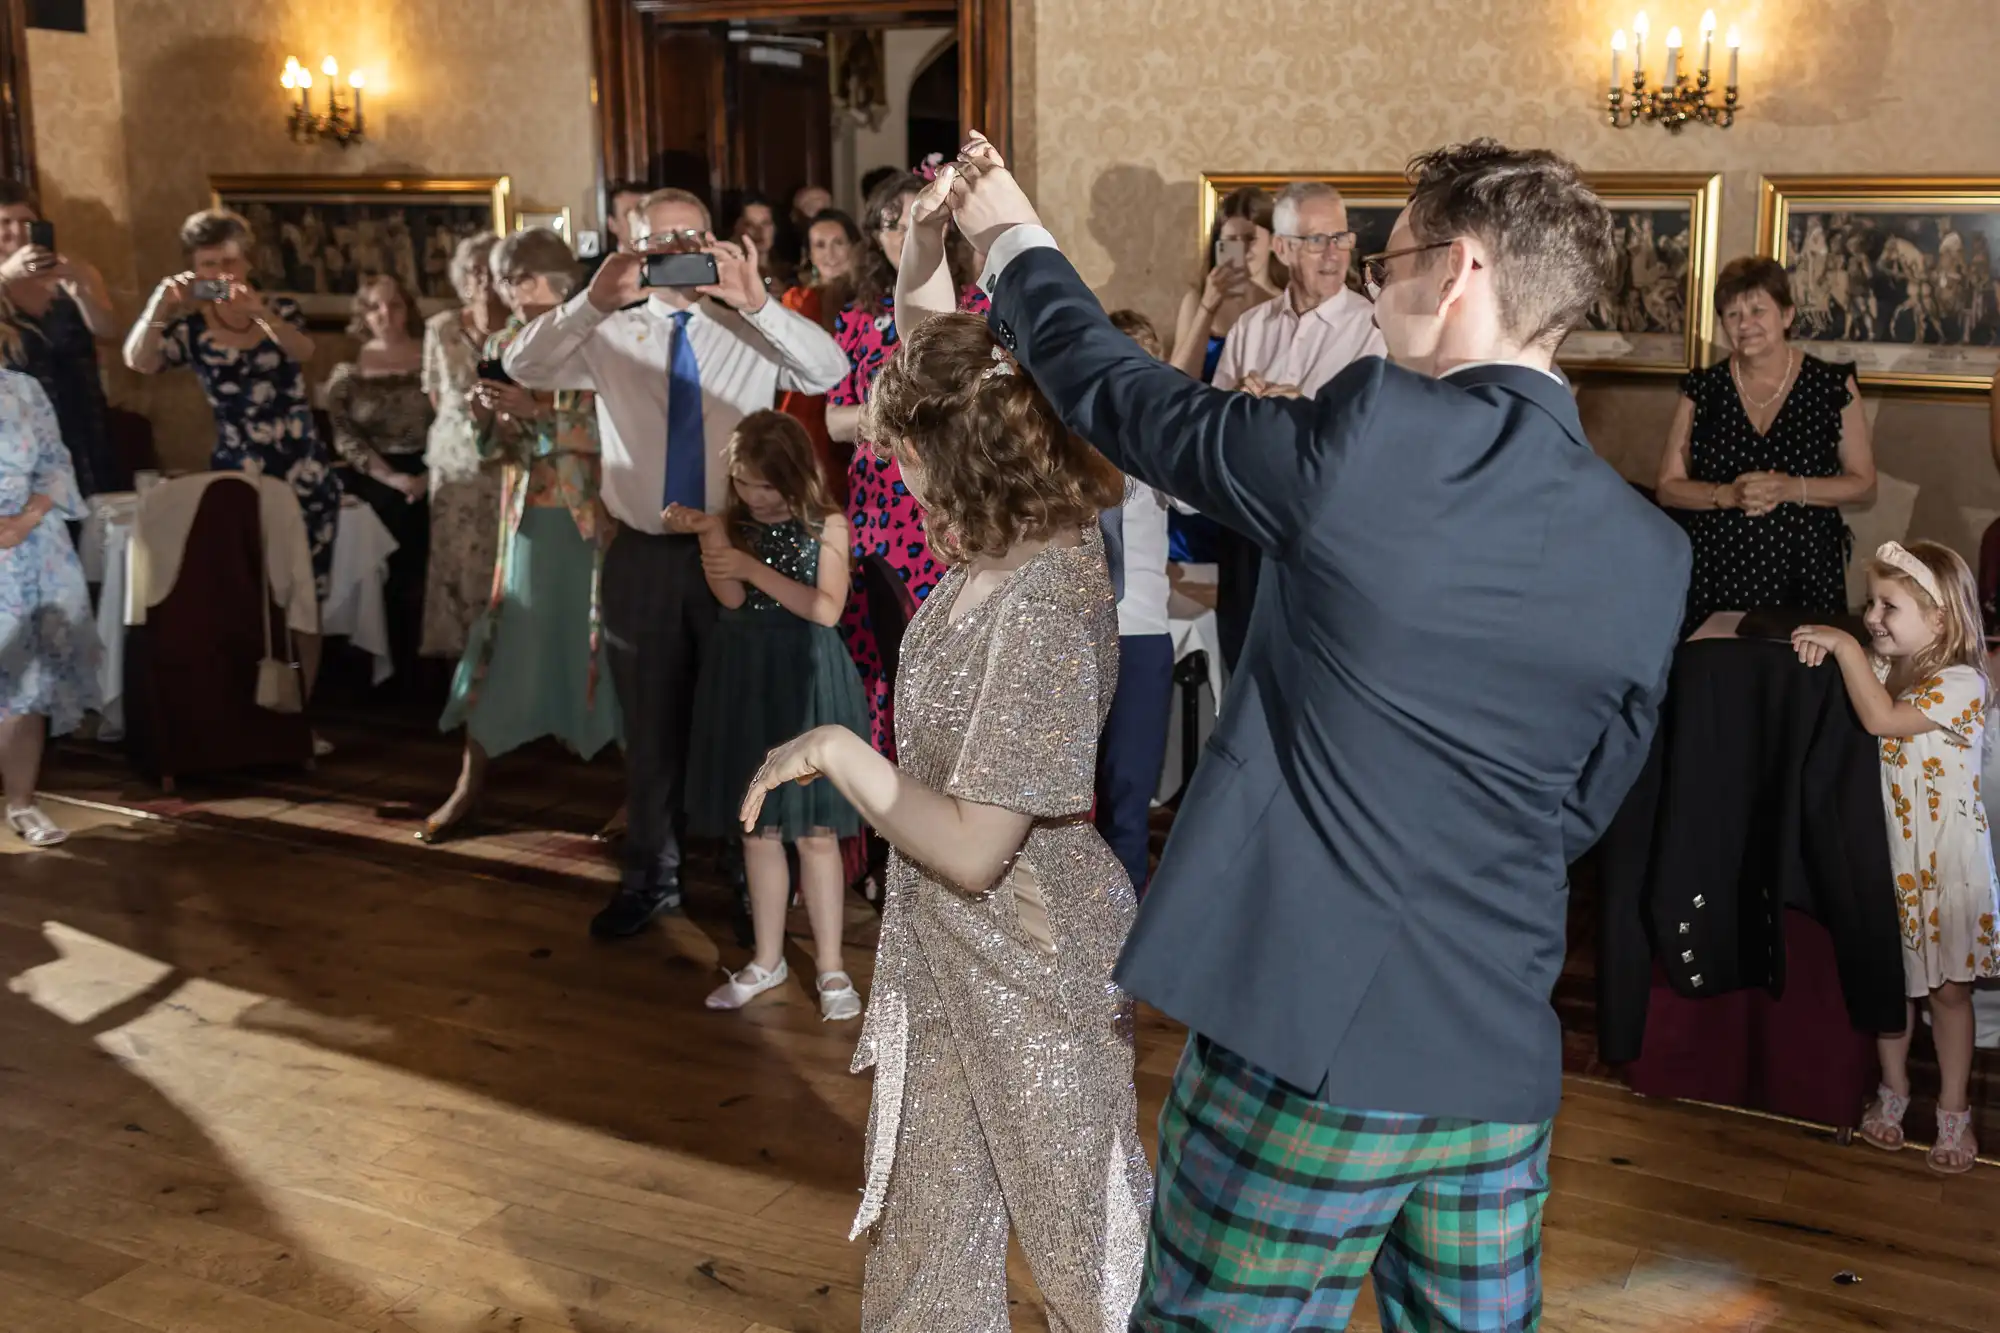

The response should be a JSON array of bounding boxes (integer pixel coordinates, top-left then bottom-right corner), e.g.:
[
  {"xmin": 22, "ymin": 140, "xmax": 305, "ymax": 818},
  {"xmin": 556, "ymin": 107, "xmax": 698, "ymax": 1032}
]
[{"xmin": 251, "ymin": 477, "xmax": 305, "ymax": 715}]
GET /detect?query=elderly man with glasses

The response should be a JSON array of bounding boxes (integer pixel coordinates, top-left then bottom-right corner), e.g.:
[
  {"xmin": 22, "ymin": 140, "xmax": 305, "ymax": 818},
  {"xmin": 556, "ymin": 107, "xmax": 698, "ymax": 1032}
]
[{"xmin": 1208, "ymin": 180, "xmax": 1385, "ymax": 671}]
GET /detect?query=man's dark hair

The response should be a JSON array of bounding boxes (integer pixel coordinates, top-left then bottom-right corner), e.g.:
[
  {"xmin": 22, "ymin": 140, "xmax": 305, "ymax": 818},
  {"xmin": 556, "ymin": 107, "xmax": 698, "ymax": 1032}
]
[
  {"xmin": 1403, "ymin": 140, "xmax": 1614, "ymax": 352},
  {"xmin": 605, "ymin": 179, "xmax": 649, "ymax": 203},
  {"xmin": 1713, "ymin": 255, "xmax": 1794, "ymax": 314}
]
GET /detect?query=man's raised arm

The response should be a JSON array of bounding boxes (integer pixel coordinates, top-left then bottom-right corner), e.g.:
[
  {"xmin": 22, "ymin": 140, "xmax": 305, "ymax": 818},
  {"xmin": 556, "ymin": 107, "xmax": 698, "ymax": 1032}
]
[{"xmin": 952, "ymin": 137, "xmax": 1382, "ymax": 557}]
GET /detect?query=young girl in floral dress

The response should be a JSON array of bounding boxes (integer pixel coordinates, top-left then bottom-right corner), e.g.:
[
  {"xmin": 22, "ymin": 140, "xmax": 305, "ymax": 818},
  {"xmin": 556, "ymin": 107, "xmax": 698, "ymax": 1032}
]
[{"xmin": 1794, "ymin": 540, "xmax": 2000, "ymax": 1173}]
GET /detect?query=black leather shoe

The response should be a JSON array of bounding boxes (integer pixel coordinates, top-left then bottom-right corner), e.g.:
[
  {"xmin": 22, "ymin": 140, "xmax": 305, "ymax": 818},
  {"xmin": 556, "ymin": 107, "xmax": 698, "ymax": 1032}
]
[{"xmin": 589, "ymin": 882, "xmax": 681, "ymax": 940}]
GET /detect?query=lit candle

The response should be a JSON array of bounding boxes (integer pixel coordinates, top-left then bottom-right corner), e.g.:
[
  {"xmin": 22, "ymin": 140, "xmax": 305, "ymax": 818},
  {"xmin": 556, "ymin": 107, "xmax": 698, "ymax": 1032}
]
[
  {"xmin": 1611, "ymin": 29, "xmax": 1626, "ymax": 91},
  {"xmin": 322, "ymin": 56, "xmax": 338, "ymax": 79},
  {"xmin": 1633, "ymin": 11, "xmax": 1649, "ymax": 80},
  {"xmin": 298, "ymin": 67, "xmax": 312, "ymax": 115},
  {"xmin": 1726, "ymin": 25, "xmax": 1740, "ymax": 88},
  {"xmin": 1665, "ymin": 25, "xmax": 1682, "ymax": 83},
  {"xmin": 349, "ymin": 69, "xmax": 365, "ymax": 127},
  {"xmin": 1700, "ymin": 9, "xmax": 1716, "ymax": 76}
]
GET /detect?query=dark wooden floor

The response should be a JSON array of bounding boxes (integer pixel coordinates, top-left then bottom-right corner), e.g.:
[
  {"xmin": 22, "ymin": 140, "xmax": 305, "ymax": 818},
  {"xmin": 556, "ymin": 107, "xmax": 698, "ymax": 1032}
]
[{"xmin": 5, "ymin": 772, "xmax": 1999, "ymax": 1330}]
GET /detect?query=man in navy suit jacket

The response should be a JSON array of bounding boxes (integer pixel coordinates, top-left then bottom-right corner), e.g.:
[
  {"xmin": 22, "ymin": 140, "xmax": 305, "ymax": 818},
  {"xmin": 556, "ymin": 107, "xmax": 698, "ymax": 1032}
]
[{"xmin": 941, "ymin": 137, "xmax": 1689, "ymax": 1330}]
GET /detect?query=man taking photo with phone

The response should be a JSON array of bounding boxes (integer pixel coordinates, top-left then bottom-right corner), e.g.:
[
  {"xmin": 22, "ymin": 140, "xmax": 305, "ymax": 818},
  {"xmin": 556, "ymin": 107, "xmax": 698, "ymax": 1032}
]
[
  {"xmin": 503, "ymin": 188, "xmax": 848, "ymax": 943},
  {"xmin": 1209, "ymin": 181, "xmax": 1384, "ymax": 673}
]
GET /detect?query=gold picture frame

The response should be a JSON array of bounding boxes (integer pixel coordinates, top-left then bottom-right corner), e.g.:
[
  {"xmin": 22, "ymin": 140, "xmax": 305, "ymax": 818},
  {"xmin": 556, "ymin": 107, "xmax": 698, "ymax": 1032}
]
[
  {"xmin": 1756, "ymin": 175, "xmax": 2000, "ymax": 395},
  {"xmin": 211, "ymin": 175, "xmax": 511, "ymax": 326},
  {"xmin": 514, "ymin": 207, "xmax": 573, "ymax": 241},
  {"xmin": 1196, "ymin": 171, "xmax": 1721, "ymax": 375}
]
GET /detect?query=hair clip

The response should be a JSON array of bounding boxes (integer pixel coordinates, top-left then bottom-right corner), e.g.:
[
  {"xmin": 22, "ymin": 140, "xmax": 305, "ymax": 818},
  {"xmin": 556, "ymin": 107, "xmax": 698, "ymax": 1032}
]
[{"xmin": 980, "ymin": 344, "xmax": 1015, "ymax": 382}]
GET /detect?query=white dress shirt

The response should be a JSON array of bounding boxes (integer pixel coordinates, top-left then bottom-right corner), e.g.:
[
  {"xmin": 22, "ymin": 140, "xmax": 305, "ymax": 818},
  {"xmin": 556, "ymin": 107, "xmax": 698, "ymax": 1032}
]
[
  {"xmin": 1116, "ymin": 482, "xmax": 1172, "ymax": 638},
  {"xmin": 502, "ymin": 292, "xmax": 848, "ymax": 533},
  {"xmin": 1212, "ymin": 287, "xmax": 1385, "ymax": 396}
]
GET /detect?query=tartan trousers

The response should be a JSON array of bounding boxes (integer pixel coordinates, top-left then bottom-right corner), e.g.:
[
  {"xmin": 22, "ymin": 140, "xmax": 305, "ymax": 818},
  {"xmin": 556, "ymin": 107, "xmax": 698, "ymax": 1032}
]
[{"xmin": 1132, "ymin": 1035, "xmax": 1552, "ymax": 1332}]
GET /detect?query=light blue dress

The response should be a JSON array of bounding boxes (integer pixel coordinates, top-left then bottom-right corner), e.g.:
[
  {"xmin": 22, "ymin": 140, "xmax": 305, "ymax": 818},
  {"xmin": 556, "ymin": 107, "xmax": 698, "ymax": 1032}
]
[{"xmin": 0, "ymin": 369, "xmax": 100, "ymax": 733}]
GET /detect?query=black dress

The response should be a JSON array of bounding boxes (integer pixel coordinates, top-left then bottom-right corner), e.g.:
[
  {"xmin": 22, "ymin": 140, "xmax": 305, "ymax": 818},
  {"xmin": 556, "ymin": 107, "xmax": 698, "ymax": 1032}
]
[
  {"xmin": 11, "ymin": 291, "xmax": 125, "ymax": 497},
  {"xmin": 1677, "ymin": 353, "xmax": 1855, "ymax": 635}
]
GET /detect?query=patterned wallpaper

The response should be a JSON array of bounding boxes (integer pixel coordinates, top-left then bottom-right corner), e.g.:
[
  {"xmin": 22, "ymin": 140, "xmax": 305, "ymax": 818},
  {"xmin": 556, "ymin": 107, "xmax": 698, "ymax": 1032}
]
[
  {"xmin": 30, "ymin": 0, "xmax": 597, "ymax": 469},
  {"xmin": 1012, "ymin": 0, "xmax": 2000, "ymax": 560},
  {"xmin": 25, "ymin": 0, "xmax": 2000, "ymax": 560}
]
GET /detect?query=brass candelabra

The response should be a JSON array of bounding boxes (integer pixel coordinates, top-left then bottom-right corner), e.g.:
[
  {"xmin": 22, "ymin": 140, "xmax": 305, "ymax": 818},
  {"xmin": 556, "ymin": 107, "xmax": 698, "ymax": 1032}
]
[
  {"xmin": 1606, "ymin": 10, "xmax": 1741, "ymax": 133},
  {"xmin": 1608, "ymin": 71, "xmax": 1740, "ymax": 132},
  {"xmin": 282, "ymin": 57, "xmax": 367, "ymax": 149}
]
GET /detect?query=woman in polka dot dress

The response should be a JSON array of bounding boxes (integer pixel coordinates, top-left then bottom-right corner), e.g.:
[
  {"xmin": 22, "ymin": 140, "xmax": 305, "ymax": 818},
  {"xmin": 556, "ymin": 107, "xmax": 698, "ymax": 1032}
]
[
  {"xmin": 1655, "ymin": 256, "xmax": 1877, "ymax": 636},
  {"xmin": 821, "ymin": 171, "xmax": 986, "ymax": 761}
]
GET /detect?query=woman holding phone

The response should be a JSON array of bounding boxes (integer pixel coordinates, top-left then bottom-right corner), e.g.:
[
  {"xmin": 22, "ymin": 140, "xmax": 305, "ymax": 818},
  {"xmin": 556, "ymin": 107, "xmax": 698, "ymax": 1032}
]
[
  {"xmin": 0, "ymin": 183, "xmax": 125, "ymax": 498},
  {"xmin": 122, "ymin": 209, "xmax": 342, "ymax": 601},
  {"xmin": 1168, "ymin": 185, "xmax": 1283, "ymax": 382}
]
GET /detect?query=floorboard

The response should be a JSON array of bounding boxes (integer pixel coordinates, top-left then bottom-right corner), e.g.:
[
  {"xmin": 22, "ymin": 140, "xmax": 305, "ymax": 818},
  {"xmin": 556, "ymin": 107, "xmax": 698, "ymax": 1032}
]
[{"xmin": 7, "ymin": 768, "xmax": 1996, "ymax": 1331}]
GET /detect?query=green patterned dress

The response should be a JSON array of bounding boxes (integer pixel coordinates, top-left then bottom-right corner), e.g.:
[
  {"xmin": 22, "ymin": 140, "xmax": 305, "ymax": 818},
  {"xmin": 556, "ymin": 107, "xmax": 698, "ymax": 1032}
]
[{"xmin": 686, "ymin": 517, "xmax": 868, "ymax": 840}]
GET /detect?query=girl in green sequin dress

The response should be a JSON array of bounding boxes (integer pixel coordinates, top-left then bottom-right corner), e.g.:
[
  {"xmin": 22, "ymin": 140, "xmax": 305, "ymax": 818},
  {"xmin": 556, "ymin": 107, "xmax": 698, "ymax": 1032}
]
[{"xmin": 670, "ymin": 411, "xmax": 870, "ymax": 1021}]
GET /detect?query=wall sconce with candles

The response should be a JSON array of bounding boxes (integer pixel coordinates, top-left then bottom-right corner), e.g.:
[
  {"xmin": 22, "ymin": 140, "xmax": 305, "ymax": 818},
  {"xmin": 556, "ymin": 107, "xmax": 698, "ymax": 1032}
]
[
  {"xmin": 1607, "ymin": 10, "xmax": 1740, "ymax": 131},
  {"xmin": 281, "ymin": 55, "xmax": 367, "ymax": 148}
]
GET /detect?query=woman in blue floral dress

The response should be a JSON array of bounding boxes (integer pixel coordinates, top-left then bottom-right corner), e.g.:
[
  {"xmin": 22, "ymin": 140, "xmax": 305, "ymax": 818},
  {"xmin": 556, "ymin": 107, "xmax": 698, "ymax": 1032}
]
[
  {"xmin": 0, "ymin": 362, "xmax": 101, "ymax": 848},
  {"xmin": 122, "ymin": 209, "xmax": 341, "ymax": 599}
]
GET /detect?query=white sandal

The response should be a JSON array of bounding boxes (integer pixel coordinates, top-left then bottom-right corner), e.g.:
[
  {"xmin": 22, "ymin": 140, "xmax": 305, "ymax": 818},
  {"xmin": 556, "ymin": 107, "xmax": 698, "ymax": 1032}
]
[
  {"xmin": 817, "ymin": 971, "xmax": 863, "ymax": 1022},
  {"xmin": 6, "ymin": 805, "xmax": 68, "ymax": 849},
  {"xmin": 705, "ymin": 960, "xmax": 788, "ymax": 1011},
  {"xmin": 1930, "ymin": 1108, "xmax": 1979, "ymax": 1175},
  {"xmin": 1858, "ymin": 1083, "xmax": 1910, "ymax": 1151}
]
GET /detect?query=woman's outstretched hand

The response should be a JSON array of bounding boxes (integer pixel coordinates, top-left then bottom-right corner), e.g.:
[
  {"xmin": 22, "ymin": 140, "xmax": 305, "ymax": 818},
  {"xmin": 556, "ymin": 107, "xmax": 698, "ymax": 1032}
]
[
  {"xmin": 910, "ymin": 164, "xmax": 958, "ymax": 239},
  {"xmin": 741, "ymin": 726, "xmax": 843, "ymax": 832}
]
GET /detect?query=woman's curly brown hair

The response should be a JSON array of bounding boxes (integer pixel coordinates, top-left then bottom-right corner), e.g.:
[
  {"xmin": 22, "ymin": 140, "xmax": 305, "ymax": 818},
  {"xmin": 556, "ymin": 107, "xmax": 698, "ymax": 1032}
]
[{"xmin": 866, "ymin": 312, "xmax": 1123, "ymax": 563}]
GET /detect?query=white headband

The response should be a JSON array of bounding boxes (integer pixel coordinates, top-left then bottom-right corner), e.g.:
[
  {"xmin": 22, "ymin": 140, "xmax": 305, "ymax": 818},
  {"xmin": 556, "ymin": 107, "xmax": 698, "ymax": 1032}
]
[{"xmin": 1877, "ymin": 541, "xmax": 1943, "ymax": 604}]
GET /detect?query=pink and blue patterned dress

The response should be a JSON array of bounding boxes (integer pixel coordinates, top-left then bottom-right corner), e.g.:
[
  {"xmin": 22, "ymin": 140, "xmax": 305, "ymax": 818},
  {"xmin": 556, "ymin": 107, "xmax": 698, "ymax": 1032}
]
[
  {"xmin": 161, "ymin": 297, "xmax": 341, "ymax": 600},
  {"xmin": 833, "ymin": 285, "xmax": 988, "ymax": 758},
  {"xmin": 0, "ymin": 369, "xmax": 101, "ymax": 734}
]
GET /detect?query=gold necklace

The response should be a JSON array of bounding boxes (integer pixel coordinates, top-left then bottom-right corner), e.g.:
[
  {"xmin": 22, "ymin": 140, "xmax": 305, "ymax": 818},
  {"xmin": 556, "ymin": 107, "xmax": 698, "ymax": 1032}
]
[{"xmin": 1732, "ymin": 348, "xmax": 1797, "ymax": 413}]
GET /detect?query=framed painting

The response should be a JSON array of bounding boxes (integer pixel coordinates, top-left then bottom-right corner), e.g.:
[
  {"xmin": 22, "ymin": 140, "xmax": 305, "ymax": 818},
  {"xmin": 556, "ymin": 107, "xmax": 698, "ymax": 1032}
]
[
  {"xmin": 210, "ymin": 175, "xmax": 511, "ymax": 327},
  {"xmin": 514, "ymin": 207, "xmax": 573, "ymax": 242},
  {"xmin": 1196, "ymin": 171, "xmax": 1720, "ymax": 375},
  {"xmin": 1757, "ymin": 176, "xmax": 2000, "ymax": 394}
]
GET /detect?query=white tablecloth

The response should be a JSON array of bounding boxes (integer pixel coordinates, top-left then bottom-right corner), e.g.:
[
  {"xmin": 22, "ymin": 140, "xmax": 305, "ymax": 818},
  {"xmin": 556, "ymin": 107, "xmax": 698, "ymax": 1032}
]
[
  {"xmin": 85, "ymin": 495, "xmax": 399, "ymax": 739},
  {"xmin": 321, "ymin": 499, "xmax": 400, "ymax": 686}
]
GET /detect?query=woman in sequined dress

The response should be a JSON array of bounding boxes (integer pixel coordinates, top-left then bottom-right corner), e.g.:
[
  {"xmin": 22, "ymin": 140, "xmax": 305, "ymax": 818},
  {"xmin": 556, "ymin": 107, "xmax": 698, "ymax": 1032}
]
[{"xmin": 741, "ymin": 170, "xmax": 1151, "ymax": 1331}]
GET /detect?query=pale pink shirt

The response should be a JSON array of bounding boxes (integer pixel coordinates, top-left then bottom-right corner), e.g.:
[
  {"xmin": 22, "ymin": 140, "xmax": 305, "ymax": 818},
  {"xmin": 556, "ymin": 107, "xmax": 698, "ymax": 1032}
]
[{"xmin": 1212, "ymin": 286, "xmax": 1386, "ymax": 395}]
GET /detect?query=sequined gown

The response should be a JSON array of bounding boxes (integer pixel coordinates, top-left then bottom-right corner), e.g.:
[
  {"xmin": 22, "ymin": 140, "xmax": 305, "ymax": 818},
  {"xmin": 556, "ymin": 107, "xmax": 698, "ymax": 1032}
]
[{"xmin": 851, "ymin": 527, "xmax": 1152, "ymax": 1332}]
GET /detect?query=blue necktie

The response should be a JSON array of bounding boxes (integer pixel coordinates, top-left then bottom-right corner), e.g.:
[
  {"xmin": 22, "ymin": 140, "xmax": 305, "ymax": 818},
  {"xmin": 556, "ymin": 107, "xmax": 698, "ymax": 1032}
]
[{"xmin": 663, "ymin": 309, "xmax": 706, "ymax": 511}]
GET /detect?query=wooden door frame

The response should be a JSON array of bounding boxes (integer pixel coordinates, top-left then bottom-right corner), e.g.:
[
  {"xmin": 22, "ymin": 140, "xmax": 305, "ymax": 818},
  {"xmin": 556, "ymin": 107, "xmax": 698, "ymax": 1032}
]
[
  {"xmin": 590, "ymin": 0, "xmax": 1007, "ymax": 213},
  {"xmin": 0, "ymin": 0, "xmax": 36, "ymax": 190}
]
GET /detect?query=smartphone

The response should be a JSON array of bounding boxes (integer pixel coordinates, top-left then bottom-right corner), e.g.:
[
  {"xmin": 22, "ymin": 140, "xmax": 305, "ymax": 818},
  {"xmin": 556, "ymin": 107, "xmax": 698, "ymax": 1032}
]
[
  {"xmin": 189, "ymin": 278, "xmax": 231, "ymax": 301},
  {"xmin": 644, "ymin": 251, "xmax": 719, "ymax": 288},
  {"xmin": 1215, "ymin": 236, "xmax": 1247, "ymax": 268},
  {"xmin": 475, "ymin": 357, "xmax": 513, "ymax": 385},
  {"xmin": 27, "ymin": 220, "xmax": 53, "ymax": 251}
]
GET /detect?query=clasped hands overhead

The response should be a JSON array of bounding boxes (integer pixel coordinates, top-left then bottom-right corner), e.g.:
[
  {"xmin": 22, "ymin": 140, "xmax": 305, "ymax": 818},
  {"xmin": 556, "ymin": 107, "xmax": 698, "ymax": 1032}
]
[{"xmin": 907, "ymin": 132, "xmax": 1045, "ymax": 254}]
